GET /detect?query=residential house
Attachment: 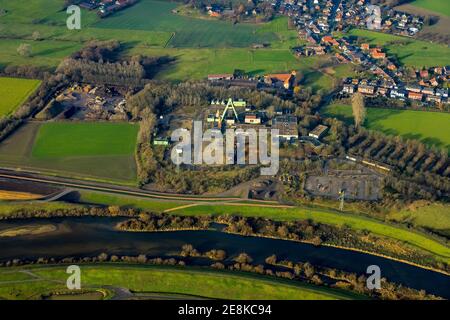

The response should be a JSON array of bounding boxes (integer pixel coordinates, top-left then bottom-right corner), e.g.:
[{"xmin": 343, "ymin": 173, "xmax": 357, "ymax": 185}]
[
  {"xmin": 358, "ymin": 85, "xmax": 375, "ymax": 95},
  {"xmin": 343, "ymin": 84, "xmax": 355, "ymax": 94},
  {"xmin": 408, "ymin": 91, "xmax": 423, "ymax": 101}
]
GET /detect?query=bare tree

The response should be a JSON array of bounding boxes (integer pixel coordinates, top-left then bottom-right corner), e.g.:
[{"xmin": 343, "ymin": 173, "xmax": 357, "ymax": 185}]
[
  {"xmin": 351, "ymin": 92, "xmax": 366, "ymax": 129},
  {"xmin": 17, "ymin": 43, "xmax": 32, "ymax": 57}
]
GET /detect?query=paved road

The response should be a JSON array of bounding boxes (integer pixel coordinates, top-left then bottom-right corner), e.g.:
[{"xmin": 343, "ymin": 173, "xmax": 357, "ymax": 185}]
[{"xmin": 0, "ymin": 168, "xmax": 282, "ymax": 205}]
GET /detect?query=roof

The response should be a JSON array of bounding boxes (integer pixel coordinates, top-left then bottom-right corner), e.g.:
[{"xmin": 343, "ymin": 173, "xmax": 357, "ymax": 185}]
[
  {"xmin": 309, "ymin": 125, "xmax": 328, "ymax": 137},
  {"xmin": 265, "ymin": 74, "xmax": 293, "ymax": 83}
]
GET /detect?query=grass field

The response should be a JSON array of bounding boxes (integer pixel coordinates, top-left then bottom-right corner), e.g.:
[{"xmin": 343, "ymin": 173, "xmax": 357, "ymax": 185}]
[
  {"xmin": 388, "ymin": 201, "xmax": 450, "ymax": 237},
  {"xmin": 94, "ymin": 0, "xmax": 277, "ymax": 48},
  {"xmin": 77, "ymin": 191, "xmax": 187, "ymax": 212},
  {"xmin": 410, "ymin": 0, "xmax": 450, "ymax": 17},
  {"xmin": 322, "ymin": 104, "xmax": 450, "ymax": 150},
  {"xmin": 343, "ymin": 29, "xmax": 450, "ymax": 67},
  {"xmin": 126, "ymin": 46, "xmax": 339, "ymax": 81},
  {"xmin": 0, "ymin": 122, "xmax": 139, "ymax": 184},
  {"xmin": 0, "ymin": 201, "xmax": 80, "ymax": 217},
  {"xmin": 0, "ymin": 0, "xmax": 334, "ymax": 83},
  {"xmin": 0, "ymin": 77, "xmax": 41, "ymax": 117},
  {"xmin": 0, "ymin": 265, "xmax": 361, "ymax": 300}
]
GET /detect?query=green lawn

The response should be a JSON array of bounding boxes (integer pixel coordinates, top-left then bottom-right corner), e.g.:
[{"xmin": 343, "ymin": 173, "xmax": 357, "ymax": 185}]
[
  {"xmin": 343, "ymin": 29, "xmax": 450, "ymax": 68},
  {"xmin": 411, "ymin": 0, "xmax": 450, "ymax": 17},
  {"xmin": 0, "ymin": 265, "xmax": 361, "ymax": 300},
  {"xmin": 0, "ymin": 77, "xmax": 41, "ymax": 117},
  {"xmin": 322, "ymin": 104, "xmax": 450, "ymax": 150},
  {"xmin": 0, "ymin": 122, "xmax": 139, "ymax": 184}
]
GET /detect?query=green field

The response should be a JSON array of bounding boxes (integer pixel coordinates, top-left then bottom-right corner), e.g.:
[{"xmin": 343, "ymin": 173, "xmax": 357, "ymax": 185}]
[
  {"xmin": 322, "ymin": 104, "xmax": 450, "ymax": 150},
  {"xmin": 0, "ymin": 265, "xmax": 361, "ymax": 300},
  {"xmin": 388, "ymin": 201, "xmax": 450, "ymax": 237},
  {"xmin": 0, "ymin": 122, "xmax": 139, "ymax": 183},
  {"xmin": 411, "ymin": 0, "xmax": 450, "ymax": 17},
  {"xmin": 0, "ymin": 77, "xmax": 41, "ymax": 117},
  {"xmin": 77, "ymin": 190, "xmax": 187, "ymax": 212},
  {"xmin": 94, "ymin": 0, "xmax": 277, "ymax": 48},
  {"xmin": 0, "ymin": 0, "xmax": 334, "ymax": 83},
  {"xmin": 0, "ymin": 201, "xmax": 81, "ymax": 217},
  {"xmin": 343, "ymin": 29, "xmax": 450, "ymax": 67},
  {"xmin": 128, "ymin": 47, "xmax": 325, "ymax": 80}
]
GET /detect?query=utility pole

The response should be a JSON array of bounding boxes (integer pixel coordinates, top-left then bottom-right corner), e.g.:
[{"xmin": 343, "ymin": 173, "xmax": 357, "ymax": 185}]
[{"xmin": 338, "ymin": 189, "xmax": 345, "ymax": 211}]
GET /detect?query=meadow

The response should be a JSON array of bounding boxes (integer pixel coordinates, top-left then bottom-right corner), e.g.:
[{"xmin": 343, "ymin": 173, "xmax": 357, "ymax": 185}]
[
  {"xmin": 344, "ymin": 29, "xmax": 450, "ymax": 67},
  {"xmin": 388, "ymin": 201, "xmax": 450, "ymax": 237},
  {"xmin": 0, "ymin": 77, "xmax": 41, "ymax": 117},
  {"xmin": 0, "ymin": 122, "xmax": 139, "ymax": 184},
  {"xmin": 410, "ymin": 0, "xmax": 450, "ymax": 17},
  {"xmin": 94, "ymin": 0, "xmax": 277, "ymax": 48},
  {"xmin": 322, "ymin": 104, "xmax": 450, "ymax": 150},
  {"xmin": 0, "ymin": 265, "xmax": 359, "ymax": 300}
]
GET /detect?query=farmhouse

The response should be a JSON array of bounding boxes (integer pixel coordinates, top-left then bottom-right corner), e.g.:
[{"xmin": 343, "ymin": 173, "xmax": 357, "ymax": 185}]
[{"xmin": 264, "ymin": 72, "xmax": 297, "ymax": 90}]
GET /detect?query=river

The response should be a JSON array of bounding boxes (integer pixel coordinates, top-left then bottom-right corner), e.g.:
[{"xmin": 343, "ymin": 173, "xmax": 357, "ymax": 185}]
[{"xmin": 0, "ymin": 217, "xmax": 449, "ymax": 298}]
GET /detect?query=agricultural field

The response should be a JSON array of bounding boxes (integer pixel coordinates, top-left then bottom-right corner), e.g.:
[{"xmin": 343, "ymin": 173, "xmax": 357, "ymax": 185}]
[
  {"xmin": 0, "ymin": 0, "xmax": 334, "ymax": 84},
  {"xmin": 0, "ymin": 122, "xmax": 139, "ymax": 184},
  {"xmin": 0, "ymin": 77, "xmax": 41, "ymax": 117},
  {"xmin": 410, "ymin": 0, "xmax": 450, "ymax": 17},
  {"xmin": 322, "ymin": 104, "xmax": 450, "ymax": 150},
  {"xmin": 0, "ymin": 265, "xmax": 359, "ymax": 300},
  {"xmin": 94, "ymin": 0, "xmax": 277, "ymax": 48},
  {"xmin": 343, "ymin": 29, "xmax": 450, "ymax": 67}
]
